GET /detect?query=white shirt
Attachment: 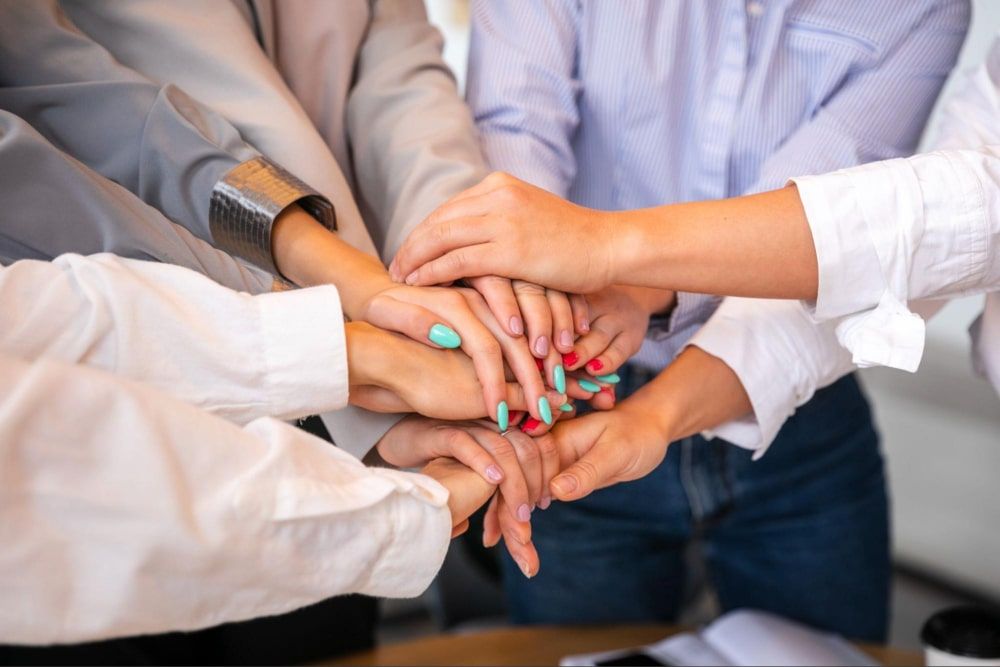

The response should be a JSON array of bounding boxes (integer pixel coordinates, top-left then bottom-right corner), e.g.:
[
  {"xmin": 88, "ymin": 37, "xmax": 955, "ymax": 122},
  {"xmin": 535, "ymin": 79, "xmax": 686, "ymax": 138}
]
[
  {"xmin": 0, "ymin": 254, "xmax": 451, "ymax": 644},
  {"xmin": 1, "ymin": 253, "xmax": 349, "ymax": 424},
  {"xmin": 691, "ymin": 36, "xmax": 1000, "ymax": 454}
]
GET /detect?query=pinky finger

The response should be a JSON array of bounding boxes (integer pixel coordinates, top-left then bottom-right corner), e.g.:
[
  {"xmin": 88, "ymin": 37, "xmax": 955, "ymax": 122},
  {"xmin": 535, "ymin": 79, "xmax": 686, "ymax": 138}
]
[{"xmin": 570, "ymin": 293, "xmax": 591, "ymax": 334}]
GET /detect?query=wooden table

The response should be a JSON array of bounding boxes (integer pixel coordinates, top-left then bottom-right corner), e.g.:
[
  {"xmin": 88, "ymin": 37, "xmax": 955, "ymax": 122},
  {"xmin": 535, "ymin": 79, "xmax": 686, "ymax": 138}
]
[{"xmin": 327, "ymin": 625, "xmax": 923, "ymax": 666}]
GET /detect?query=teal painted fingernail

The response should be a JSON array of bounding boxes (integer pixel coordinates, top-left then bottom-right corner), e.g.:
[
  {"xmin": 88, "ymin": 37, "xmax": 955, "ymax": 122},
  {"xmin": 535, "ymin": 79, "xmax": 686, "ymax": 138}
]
[
  {"xmin": 553, "ymin": 364, "xmax": 566, "ymax": 394},
  {"xmin": 596, "ymin": 373, "xmax": 621, "ymax": 384},
  {"xmin": 559, "ymin": 402, "xmax": 574, "ymax": 412},
  {"xmin": 497, "ymin": 401, "xmax": 509, "ymax": 431},
  {"xmin": 538, "ymin": 396, "xmax": 553, "ymax": 425},
  {"xmin": 428, "ymin": 323, "xmax": 461, "ymax": 348},
  {"xmin": 578, "ymin": 379, "xmax": 601, "ymax": 393}
]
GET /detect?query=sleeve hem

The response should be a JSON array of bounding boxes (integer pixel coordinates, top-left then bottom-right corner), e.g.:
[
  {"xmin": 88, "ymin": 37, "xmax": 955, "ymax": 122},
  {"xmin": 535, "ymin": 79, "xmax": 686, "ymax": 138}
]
[
  {"xmin": 257, "ymin": 285, "xmax": 350, "ymax": 420},
  {"xmin": 210, "ymin": 156, "xmax": 336, "ymax": 275}
]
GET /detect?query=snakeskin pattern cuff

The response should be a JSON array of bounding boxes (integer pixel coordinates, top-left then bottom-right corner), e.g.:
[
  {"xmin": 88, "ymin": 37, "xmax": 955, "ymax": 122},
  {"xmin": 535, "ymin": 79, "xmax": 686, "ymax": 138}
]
[{"xmin": 210, "ymin": 156, "xmax": 336, "ymax": 275}]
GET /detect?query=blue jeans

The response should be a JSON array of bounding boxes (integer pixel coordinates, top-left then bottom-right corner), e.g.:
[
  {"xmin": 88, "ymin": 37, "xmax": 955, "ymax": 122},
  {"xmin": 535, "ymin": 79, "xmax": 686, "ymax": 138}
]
[{"xmin": 501, "ymin": 369, "xmax": 890, "ymax": 641}]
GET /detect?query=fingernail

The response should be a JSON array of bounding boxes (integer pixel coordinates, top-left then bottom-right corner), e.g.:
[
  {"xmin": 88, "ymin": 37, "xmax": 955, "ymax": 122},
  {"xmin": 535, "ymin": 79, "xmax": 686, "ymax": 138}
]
[
  {"xmin": 428, "ymin": 323, "xmax": 461, "ymax": 348},
  {"xmin": 405, "ymin": 270, "xmax": 418, "ymax": 285},
  {"xmin": 553, "ymin": 365, "xmax": 566, "ymax": 394},
  {"xmin": 509, "ymin": 315, "xmax": 524, "ymax": 336},
  {"xmin": 559, "ymin": 402, "xmax": 574, "ymax": 413},
  {"xmin": 509, "ymin": 410, "xmax": 524, "ymax": 425},
  {"xmin": 579, "ymin": 318, "xmax": 591, "ymax": 333},
  {"xmin": 519, "ymin": 558, "xmax": 533, "ymax": 578},
  {"xmin": 552, "ymin": 475, "xmax": 578, "ymax": 496},
  {"xmin": 596, "ymin": 373, "xmax": 620, "ymax": 384},
  {"xmin": 534, "ymin": 357, "xmax": 545, "ymax": 372},
  {"xmin": 521, "ymin": 417, "xmax": 541, "ymax": 433},
  {"xmin": 538, "ymin": 396, "xmax": 553, "ymax": 425},
  {"xmin": 559, "ymin": 329, "xmax": 573, "ymax": 348},
  {"xmin": 539, "ymin": 495, "xmax": 552, "ymax": 510},
  {"xmin": 486, "ymin": 464, "xmax": 503, "ymax": 483},
  {"xmin": 534, "ymin": 336, "xmax": 549, "ymax": 356},
  {"xmin": 497, "ymin": 400, "xmax": 509, "ymax": 432},
  {"xmin": 578, "ymin": 379, "xmax": 601, "ymax": 393},
  {"xmin": 517, "ymin": 503, "xmax": 531, "ymax": 522},
  {"xmin": 587, "ymin": 359, "xmax": 604, "ymax": 372},
  {"xmin": 563, "ymin": 351, "xmax": 579, "ymax": 366}
]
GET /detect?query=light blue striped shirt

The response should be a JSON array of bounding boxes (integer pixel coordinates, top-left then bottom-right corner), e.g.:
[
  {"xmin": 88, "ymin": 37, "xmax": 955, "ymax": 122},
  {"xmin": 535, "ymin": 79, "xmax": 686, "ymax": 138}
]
[{"xmin": 467, "ymin": 0, "xmax": 969, "ymax": 370}]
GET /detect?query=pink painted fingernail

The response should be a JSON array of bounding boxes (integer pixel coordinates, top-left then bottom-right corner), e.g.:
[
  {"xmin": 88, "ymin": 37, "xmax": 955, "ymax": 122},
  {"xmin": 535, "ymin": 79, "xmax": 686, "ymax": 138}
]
[
  {"xmin": 534, "ymin": 336, "xmax": 549, "ymax": 356},
  {"xmin": 559, "ymin": 329, "xmax": 573, "ymax": 348},
  {"xmin": 509, "ymin": 316, "xmax": 524, "ymax": 336},
  {"xmin": 579, "ymin": 318, "xmax": 591, "ymax": 333},
  {"xmin": 517, "ymin": 503, "xmax": 532, "ymax": 522},
  {"xmin": 539, "ymin": 495, "xmax": 552, "ymax": 510},
  {"xmin": 405, "ymin": 271, "xmax": 418, "ymax": 284},
  {"xmin": 486, "ymin": 465, "xmax": 503, "ymax": 483},
  {"xmin": 519, "ymin": 559, "xmax": 534, "ymax": 578}
]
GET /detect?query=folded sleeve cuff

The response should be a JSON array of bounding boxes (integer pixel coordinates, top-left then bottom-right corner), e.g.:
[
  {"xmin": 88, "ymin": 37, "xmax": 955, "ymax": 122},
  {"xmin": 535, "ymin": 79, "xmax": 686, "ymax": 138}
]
[
  {"xmin": 790, "ymin": 171, "xmax": 887, "ymax": 322},
  {"xmin": 256, "ymin": 285, "xmax": 350, "ymax": 419},
  {"xmin": 362, "ymin": 467, "xmax": 451, "ymax": 598},
  {"xmin": 210, "ymin": 156, "xmax": 336, "ymax": 275},
  {"xmin": 688, "ymin": 297, "xmax": 857, "ymax": 458}
]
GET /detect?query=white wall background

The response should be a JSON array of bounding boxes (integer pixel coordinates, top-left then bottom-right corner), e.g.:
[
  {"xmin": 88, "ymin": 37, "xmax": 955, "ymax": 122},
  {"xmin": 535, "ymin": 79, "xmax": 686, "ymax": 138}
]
[{"xmin": 425, "ymin": 0, "xmax": 1000, "ymax": 598}]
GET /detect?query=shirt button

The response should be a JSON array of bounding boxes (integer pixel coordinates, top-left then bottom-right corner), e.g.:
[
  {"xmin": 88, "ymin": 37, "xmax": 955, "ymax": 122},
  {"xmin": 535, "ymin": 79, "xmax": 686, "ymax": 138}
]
[{"xmin": 747, "ymin": 1, "xmax": 764, "ymax": 17}]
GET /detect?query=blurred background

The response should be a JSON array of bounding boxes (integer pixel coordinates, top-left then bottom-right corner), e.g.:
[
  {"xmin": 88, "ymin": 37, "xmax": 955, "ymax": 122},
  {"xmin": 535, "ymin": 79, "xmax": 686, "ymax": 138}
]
[{"xmin": 370, "ymin": 0, "xmax": 1000, "ymax": 652}]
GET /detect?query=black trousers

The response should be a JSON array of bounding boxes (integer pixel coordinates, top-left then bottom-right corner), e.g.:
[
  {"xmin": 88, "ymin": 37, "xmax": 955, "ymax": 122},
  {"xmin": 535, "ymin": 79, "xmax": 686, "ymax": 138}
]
[{"xmin": 0, "ymin": 417, "xmax": 378, "ymax": 666}]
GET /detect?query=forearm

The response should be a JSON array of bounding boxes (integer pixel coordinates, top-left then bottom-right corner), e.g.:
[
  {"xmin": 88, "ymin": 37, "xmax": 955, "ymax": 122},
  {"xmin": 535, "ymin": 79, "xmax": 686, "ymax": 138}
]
[
  {"xmin": 610, "ymin": 185, "xmax": 819, "ymax": 300},
  {"xmin": 624, "ymin": 347, "xmax": 752, "ymax": 444}
]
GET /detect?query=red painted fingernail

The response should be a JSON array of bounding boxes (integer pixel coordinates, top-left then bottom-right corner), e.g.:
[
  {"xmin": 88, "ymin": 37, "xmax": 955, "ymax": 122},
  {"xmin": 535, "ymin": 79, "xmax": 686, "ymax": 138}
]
[
  {"xmin": 521, "ymin": 418, "xmax": 541, "ymax": 433},
  {"xmin": 563, "ymin": 351, "xmax": 579, "ymax": 366},
  {"xmin": 587, "ymin": 359, "xmax": 604, "ymax": 372},
  {"xmin": 534, "ymin": 357, "xmax": 545, "ymax": 371},
  {"xmin": 509, "ymin": 411, "xmax": 525, "ymax": 425}
]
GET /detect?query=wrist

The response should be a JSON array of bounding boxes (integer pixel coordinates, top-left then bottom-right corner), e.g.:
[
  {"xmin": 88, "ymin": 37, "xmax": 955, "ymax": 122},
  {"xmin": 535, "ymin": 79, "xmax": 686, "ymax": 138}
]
[{"xmin": 345, "ymin": 321, "xmax": 394, "ymax": 389}]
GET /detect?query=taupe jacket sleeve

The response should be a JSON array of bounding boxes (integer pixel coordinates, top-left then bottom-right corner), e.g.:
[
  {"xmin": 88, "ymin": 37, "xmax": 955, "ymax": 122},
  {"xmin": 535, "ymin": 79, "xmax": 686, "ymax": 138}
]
[
  {"xmin": 347, "ymin": 0, "xmax": 490, "ymax": 261},
  {"xmin": 0, "ymin": 0, "xmax": 333, "ymax": 274},
  {"xmin": 0, "ymin": 110, "xmax": 272, "ymax": 294}
]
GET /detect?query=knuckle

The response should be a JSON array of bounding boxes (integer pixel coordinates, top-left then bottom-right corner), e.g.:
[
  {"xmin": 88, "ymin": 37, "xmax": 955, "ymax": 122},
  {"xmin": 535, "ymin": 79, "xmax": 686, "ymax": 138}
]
[
  {"xmin": 536, "ymin": 434, "xmax": 559, "ymax": 459},
  {"xmin": 573, "ymin": 458, "xmax": 603, "ymax": 485},
  {"xmin": 490, "ymin": 439, "xmax": 517, "ymax": 461}
]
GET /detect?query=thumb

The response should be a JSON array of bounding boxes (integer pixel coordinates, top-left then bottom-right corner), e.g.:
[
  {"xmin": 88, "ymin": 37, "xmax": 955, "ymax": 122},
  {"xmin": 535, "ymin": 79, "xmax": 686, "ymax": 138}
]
[{"xmin": 549, "ymin": 447, "xmax": 617, "ymax": 502}]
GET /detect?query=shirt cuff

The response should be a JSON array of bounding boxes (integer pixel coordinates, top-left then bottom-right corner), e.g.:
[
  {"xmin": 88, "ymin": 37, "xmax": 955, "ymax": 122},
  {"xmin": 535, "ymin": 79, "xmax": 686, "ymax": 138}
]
[
  {"xmin": 363, "ymin": 467, "xmax": 452, "ymax": 598},
  {"xmin": 320, "ymin": 408, "xmax": 406, "ymax": 460},
  {"xmin": 688, "ymin": 297, "xmax": 856, "ymax": 458},
  {"xmin": 790, "ymin": 170, "xmax": 887, "ymax": 322},
  {"xmin": 255, "ymin": 285, "xmax": 350, "ymax": 420},
  {"xmin": 210, "ymin": 156, "xmax": 336, "ymax": 275}
]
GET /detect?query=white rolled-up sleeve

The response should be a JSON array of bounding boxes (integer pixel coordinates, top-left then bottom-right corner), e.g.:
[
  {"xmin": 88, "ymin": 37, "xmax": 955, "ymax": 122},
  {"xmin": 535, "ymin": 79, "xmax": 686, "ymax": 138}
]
[
  {"xmin": 791, "ymin": 144, "xmax": 997, "ymax": 372},
  {"xmin": 689, "ymin": 298, "xmax": 856, "ymax": 456},
  {"xmin": 0, "ymin": 353, "xmax": 450, "ymax": 645},
  {"xmin": 0, "ymin": 253, "xmax": 349, "ymax": 425}
]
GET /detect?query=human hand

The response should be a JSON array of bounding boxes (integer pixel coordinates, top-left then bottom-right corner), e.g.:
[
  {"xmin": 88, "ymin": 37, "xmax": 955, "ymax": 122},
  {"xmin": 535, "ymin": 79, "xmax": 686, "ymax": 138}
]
[
  {"xmin": 389, "ymin": 172, "xmax": 618, "ymax": 293},
  {"xmin": 539, "ymin": 392, "xmax": 674, "ymax": 502},
  {"xmin": 346, "ymin": 322, "xmax": 565, "ymax": 424},
  {"xmin": 466, "ymin": 276, "xmax": 590, "ymax": 354},
  {"xmin": 420, "ymin": 457, "xmax": 497, "ymax": 538},
  {"xmin": 354, "ymin": 280, "xmax": 570, "ymax": 426},
  {"xmin": 377, "ymin": 416, "xmax": 561, "ymax": 537}
]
